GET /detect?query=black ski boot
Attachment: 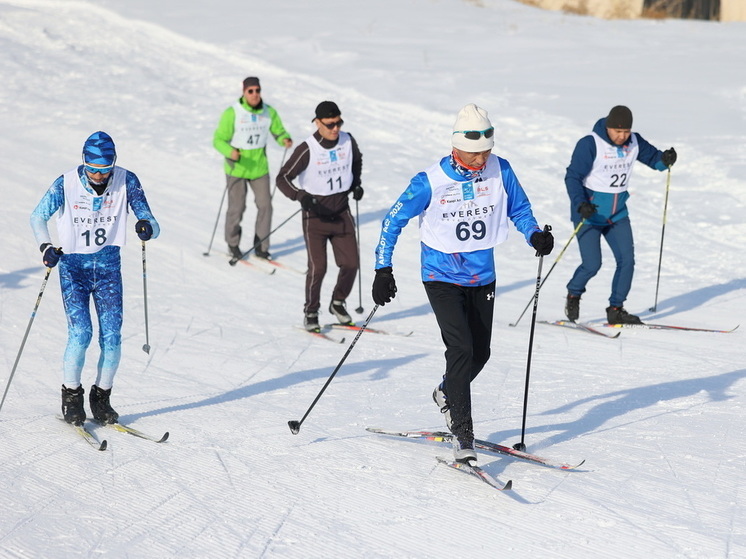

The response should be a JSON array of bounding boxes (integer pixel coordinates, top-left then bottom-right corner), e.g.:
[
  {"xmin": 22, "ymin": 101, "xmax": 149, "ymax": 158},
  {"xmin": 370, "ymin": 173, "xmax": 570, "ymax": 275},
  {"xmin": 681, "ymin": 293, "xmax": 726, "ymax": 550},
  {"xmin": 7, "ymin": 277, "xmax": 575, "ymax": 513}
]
[
  {"xmin": 89, "ymin": 384, "xmax": 119, "ymax": 424},
  {"xmin": 606, "ymin": 306, "xmax": 643, "ymax": 325},
  {"xmin": 565, "ymin": 294, "xmax": 580, "ymax": 322},
  {"xmin": 61, "ymin": 385, "xmax": 86, "ymax": 426}
]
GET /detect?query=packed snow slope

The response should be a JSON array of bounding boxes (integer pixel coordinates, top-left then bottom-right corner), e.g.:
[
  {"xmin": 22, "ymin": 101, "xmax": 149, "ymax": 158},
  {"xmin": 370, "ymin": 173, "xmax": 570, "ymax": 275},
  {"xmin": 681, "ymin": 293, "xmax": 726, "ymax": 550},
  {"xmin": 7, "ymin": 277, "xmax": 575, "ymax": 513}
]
[{"xmin": 1, "ymin": 0, "xmax": 745, "ymax": 557}]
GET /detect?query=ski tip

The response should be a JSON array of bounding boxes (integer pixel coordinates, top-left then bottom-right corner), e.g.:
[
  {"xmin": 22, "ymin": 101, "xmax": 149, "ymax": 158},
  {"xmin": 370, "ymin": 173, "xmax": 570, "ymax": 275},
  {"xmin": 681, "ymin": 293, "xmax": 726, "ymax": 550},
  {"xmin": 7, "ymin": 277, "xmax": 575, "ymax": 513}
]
[
  {"xmin": 158, "ymin": 432, "xmax": 170, "ymax": 443},
  {"xmin": 503, "ymin": 479, "xmax": 513, "ymax": 491},
  {"xmin": 99, "ymin": 440, "xmax": 108, "ymax": 451}
]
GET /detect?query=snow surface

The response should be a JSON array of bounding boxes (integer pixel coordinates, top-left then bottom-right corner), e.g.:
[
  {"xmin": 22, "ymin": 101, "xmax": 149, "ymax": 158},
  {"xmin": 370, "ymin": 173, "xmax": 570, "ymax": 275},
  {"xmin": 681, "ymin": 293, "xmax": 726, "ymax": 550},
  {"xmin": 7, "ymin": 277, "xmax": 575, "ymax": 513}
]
[{"xmin": 1, "ymin": 0, "xmax": 745, "ymax": 557}]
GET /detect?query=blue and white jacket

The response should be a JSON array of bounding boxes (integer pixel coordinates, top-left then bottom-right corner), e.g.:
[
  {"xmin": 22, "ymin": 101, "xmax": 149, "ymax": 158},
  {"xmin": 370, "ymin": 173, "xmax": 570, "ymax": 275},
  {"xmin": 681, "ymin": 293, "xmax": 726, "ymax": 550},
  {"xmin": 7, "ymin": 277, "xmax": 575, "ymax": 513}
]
[
  {"xmin": 565, "ymin": 117, "xmax": 666, "ymax": 226},
  {"xmin": 374, "ymin": 154, "xmax": 540, "ymax": 287}
]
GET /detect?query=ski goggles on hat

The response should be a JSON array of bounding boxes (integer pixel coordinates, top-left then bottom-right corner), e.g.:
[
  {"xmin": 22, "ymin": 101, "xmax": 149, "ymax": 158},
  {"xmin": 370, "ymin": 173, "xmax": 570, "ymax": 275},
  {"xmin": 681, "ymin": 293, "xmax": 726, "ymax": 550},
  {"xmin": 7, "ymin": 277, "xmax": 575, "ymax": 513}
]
[
  {"xmin": 84, "ymin": 163, "xmax": 114, "ymax": 175},
  {"xmin": 453, "ymin": 128, "xmax": 494, "ymax": 140}
]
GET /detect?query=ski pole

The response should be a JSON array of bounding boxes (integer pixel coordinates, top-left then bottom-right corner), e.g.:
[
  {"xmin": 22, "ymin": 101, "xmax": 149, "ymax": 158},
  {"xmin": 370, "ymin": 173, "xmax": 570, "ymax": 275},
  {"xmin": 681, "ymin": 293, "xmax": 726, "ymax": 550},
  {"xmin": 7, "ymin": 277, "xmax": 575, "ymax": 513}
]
[
  {"xmin": 513, "ymin": 225, "xmax": 550, "ymax": 452},
  {"xmin": 229, "ymin": 208, "xmax": 301, "ymax": 266},
  {"xmin": 288, "ymin": 305, "xmax": 379, "ymax": 435},
  {"xmin": 354, "ymin": 199, "xmax": 364, "ymax": 314},
  {"xmin": 141, "ymin": 241, "xmax": 151, "ymax": 354},
  {"xmin": 203, "ymin": 185, "xmax": 229, "ymax": 257},
  {"xmin": 649, "ymin": 168, "xmax": 672, "ymax": 312},
  {"xmin": 0, "ymin": 268, "xmax": 52, "ymax": 413},
  {"xmin": 509, "ymin": 220, "xmax": 585, "ymax": 327},
  {"xmin": 270, "ymin": 147, "xmax": 289, "ymax": 200}
]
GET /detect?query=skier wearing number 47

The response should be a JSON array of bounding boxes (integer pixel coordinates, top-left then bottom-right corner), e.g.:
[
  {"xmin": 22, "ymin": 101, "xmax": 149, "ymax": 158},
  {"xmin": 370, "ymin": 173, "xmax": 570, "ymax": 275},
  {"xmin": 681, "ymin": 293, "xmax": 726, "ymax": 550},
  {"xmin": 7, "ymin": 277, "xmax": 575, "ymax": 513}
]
[
  {"xmin": 564, "ymin": 105, "xmax": 677, "ymax": 325},
  {"xmin": 30, "ymin": 131, "xmax": 160, "ymax": 427},
  {"xmin": 371, "ymin": 104, "xmax": 554, "ymax": 463}
]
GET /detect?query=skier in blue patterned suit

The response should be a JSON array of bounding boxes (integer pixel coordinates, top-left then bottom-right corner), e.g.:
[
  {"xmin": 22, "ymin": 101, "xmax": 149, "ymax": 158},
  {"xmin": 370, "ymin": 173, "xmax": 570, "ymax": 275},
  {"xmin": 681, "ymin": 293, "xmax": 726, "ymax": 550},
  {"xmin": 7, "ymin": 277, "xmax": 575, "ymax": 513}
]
[
  {"xmin": 371, "ymin": 104, "xmax": 554, "ymax": 463},
  {"xmin": 564, "ymin": 105, "xmax": 677, "ymax": 325},
  {"xmin": 30, "ymin": 131, "xmax": 160, "ymax": 426}
]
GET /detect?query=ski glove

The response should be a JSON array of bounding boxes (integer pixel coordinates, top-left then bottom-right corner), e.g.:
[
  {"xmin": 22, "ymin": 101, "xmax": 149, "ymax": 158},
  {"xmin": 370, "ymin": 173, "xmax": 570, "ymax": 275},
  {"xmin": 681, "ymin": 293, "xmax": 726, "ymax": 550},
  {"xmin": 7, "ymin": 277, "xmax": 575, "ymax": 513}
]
[
  {"xmin": 300, "ymin": 194, "xmax": 319, "ymax": 211},
  {"xmin": 661, "ymin": 147, "xmax": 677, "ymax": 168},
  {"xmin": 40, "ymin": 243, "xmax": 63, "ymax": 268},
  {"xmin": 351, "ymin": 185, "xmax": 364, "ymax": 201},
  {"xmin": 577, "ymin": 201, "xmax": 598, "ymax": 220},
  {"xmin": 530, "ymin": 229, "xmax": 554, "ymax": 256},
  {"xmin": 135, "ymin": 219, "xmax": 154, "ymax": 241},
  {"xmin": 372, "ymin": 267, "xmax": 397, "ymax": 306}
]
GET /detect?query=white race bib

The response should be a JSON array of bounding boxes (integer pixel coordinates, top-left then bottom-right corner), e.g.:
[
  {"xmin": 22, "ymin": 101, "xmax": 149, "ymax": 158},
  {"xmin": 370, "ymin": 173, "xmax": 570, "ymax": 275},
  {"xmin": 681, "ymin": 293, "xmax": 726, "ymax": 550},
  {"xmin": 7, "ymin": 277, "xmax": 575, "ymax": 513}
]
[
  {"xmin": 57, "ymin": 168, "xmax": 128, "ymax": 253},
  {"xmin": 419, "ymin": 155, "xmax": 509, "ymax": 253},
  {"xmin": 230, "ymin": 102, "xmax": 270, "ymax": 149},
  {"xmin": 297, "ymin": 132, "xmax": 354, "ymax": 196},
  {"xmin": 584, "ymin": 132, "xmax": 639, "ymax": 193}
]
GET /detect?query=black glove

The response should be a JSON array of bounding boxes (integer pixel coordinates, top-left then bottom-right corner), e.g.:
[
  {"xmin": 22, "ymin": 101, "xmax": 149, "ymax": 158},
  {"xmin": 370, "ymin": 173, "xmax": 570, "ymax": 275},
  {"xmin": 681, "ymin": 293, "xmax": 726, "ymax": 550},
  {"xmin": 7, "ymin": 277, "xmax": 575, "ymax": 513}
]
[
  {"xmin": 40, "ymin": 243, "xmax": 63, "ymax": 268},
  {"xmin": 661, "ymin": 147, "xmax": 677, "ymax": 168},
  {"xmin": 135, "ymin": 219, "xmax": 153, "ymax": 241},
  {"xmin": 530, "ymin": 229, "xmax": 554, "ymax": 256},
  {"xmin": 372, "ymin": 267, "xmax": 397, "ymax": 306},
  {"xmin": 300, "ymin": 194, "xmax": 318, "ymax": 211},
  {"xmin": 577, "ymin": 201, "xmax": 598, "ymax": 220},
  {"xmin": 351, "ymin": 186, "xmax": 364, "ymax": 201}
]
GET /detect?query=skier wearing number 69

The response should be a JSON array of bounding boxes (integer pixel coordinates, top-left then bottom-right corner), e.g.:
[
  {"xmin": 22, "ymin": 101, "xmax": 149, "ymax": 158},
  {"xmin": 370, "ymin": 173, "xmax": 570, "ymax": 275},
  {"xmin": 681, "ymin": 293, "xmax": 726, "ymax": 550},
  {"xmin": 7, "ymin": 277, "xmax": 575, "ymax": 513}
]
[
  {"xmin": 30, "ymin": 131, "xmax": 160, "ymax": 427},
  {"xmin": 564, "ymin": 105, "xmax": 676, "ymax": 325},
  {"xmin": 371, "ymin": 104, "xmax": 553, "ymax": 464}
]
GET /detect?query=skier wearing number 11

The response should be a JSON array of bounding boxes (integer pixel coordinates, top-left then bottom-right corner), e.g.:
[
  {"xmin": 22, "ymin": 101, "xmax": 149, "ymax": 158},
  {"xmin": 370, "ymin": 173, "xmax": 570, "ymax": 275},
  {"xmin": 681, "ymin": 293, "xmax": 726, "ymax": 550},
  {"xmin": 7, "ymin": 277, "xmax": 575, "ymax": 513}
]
[
  {"xmin": 372, "ymin": 104, "xmax": 554, "ymax": 464},
  {"xmin": 30, "ymin": 131, "xmax": 160, "ymax": 427}
]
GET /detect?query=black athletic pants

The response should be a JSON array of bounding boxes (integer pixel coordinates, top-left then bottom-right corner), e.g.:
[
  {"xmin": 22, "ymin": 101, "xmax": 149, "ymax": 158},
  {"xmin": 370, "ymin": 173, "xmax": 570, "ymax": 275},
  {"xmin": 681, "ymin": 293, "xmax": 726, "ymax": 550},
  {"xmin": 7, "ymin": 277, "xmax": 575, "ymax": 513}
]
[{"xmin": 424, "ymin": 280, "xmax": 496, "ymax": 439}]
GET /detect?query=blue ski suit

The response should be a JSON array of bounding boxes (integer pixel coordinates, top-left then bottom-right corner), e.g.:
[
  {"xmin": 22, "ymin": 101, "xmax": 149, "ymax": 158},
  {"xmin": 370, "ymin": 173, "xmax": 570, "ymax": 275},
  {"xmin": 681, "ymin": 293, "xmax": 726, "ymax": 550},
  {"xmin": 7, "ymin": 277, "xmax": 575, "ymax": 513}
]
[{"xmin": 30, "ymin": 166, "xmax": 159, "ymax": 389}]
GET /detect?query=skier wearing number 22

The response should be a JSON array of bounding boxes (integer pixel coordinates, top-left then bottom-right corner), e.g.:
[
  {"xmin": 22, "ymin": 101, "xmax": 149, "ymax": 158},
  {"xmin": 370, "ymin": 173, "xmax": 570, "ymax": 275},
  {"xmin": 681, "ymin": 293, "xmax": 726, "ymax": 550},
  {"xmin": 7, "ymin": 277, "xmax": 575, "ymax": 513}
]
[
  {"xmin": 372, "ymin": 104, "xmax": 554, "ymax": 464},
  {"xmin": 30, "ymin": 131, "xmax": 160, "ymax": 426}
]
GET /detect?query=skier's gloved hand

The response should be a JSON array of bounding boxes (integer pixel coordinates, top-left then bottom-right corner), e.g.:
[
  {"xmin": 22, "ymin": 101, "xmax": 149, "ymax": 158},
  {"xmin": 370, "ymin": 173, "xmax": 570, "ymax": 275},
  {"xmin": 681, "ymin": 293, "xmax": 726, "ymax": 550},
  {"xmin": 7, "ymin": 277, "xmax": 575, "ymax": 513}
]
[
  {"xmin": 40, "ymin": 243, "xmax": 63, "ymax": 268},
  {"xmin": 530, "ymin": 229, "xmax": 554, "ymax": 256},
  {"xmin": 135, "ymin": 219, "xmax": 153, "ymax": 241},
  {"xmin": 351, "ymin": 185, "xmax": 364, "ymax": 201},
  {"xmin": 300, "ymin": 193, "xmax": 318, "ymax": 211},
  {"xmin": 577, "ymin": 201, "xmax": 598, "ymax": 220},
  {"xmin": 661, "ymin": 147, "xmax": 677, "ymax": 167},
  {"xmin": 372, "ymin": 267, "xmax": 397, "ymax": 306}
]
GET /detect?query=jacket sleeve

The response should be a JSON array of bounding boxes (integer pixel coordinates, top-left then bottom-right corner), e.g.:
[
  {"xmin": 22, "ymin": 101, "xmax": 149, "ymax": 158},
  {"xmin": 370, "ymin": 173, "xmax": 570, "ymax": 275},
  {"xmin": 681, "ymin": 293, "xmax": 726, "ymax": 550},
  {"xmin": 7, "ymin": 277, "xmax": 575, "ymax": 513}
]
[
  {"xmin": 268, "ymin": 106, "xmax": 291, "ymax": 146},
  {"xmin": 212, "ymin": 106, "xmax": 236, "ymax": 159},
  {"xmin": 30, "ymin": 176, "xmax": 65, "ymax": 248},
  {"xmin": 126, "ymin": 171, "xmax": 160, "ymax": 239},
  {"xmin": 565, "ymin": 135, "xmax": 596, "ymax": 219},
  {"xmin": 499, "ymin": 158, "xmax": 540, "ymax": 244},
  {"xmin": 349, "ymin": 134, "xmax": 363, "ymax": 189},
  {"xmin": 275, "ymin": 142, "xmax": 311, "ymax": 201},
  {"xmin": 634, "ymin": 132, "xmax": 666, "ymax": 171},
  {"xmin": 374, "ymin": 172, "xmax": 432, "ymax": 269}
]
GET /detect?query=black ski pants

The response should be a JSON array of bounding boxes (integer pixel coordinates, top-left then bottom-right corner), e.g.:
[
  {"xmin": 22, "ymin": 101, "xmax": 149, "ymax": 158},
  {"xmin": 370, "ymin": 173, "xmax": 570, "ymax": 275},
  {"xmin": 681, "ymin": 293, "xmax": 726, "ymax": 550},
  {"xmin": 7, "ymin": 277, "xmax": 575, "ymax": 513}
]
[{"xmin": 424, "ymin": 280, "xmax": 496, "ymax": 439}]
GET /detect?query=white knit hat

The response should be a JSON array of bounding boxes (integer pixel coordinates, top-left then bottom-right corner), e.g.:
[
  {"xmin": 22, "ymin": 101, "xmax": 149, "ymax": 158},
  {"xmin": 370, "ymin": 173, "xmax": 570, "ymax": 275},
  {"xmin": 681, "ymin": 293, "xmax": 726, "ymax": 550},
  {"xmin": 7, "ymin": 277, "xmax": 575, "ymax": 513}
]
[{"xmin": 451, "ymin": 103, "xmax": 494, "ymax": 152}]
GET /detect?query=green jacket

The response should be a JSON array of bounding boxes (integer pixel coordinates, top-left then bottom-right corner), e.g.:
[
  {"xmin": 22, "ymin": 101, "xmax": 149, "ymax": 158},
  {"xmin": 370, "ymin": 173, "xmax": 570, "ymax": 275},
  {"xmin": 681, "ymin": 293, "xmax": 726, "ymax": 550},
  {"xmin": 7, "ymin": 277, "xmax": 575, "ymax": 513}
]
[{"xmin": 213, "ymin": 98, "xmax": 291, "ymax": 179}]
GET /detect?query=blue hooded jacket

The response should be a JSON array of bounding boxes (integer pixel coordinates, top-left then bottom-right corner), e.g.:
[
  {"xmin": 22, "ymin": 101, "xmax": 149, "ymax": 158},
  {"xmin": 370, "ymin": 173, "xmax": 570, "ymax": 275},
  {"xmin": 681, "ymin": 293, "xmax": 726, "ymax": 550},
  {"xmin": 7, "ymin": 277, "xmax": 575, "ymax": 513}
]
[{"xmin": 565, "ymin": 117, "xmax": 667, "ymax": 226}]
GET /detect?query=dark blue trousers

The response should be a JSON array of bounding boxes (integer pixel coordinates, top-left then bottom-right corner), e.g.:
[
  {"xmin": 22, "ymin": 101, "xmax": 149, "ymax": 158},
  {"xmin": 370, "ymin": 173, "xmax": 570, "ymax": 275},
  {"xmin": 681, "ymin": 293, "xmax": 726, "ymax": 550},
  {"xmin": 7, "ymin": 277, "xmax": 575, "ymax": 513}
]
[{"xmin": 566, "ymin": 217, "xmax": 635, "ymax": 307}]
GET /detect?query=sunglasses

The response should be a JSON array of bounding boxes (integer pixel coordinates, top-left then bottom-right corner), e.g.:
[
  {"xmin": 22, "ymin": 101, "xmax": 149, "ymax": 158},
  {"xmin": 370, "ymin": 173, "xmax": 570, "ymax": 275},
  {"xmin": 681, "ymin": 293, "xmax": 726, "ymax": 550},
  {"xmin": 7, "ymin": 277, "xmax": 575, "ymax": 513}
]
[
  {"xmin": 319, "ymin": 119, "xmax": 344, "ymax": 130},
  {"xmin": 453, "ymin": 128, "xmax": 494, "ymax": 140},
  {"xmin": 245, "ymin": 88, "xmax": 261, "ymax": 94},
  {"xmin": 84, "ymin": 164, "xmax": 114, "ymax": 175}
]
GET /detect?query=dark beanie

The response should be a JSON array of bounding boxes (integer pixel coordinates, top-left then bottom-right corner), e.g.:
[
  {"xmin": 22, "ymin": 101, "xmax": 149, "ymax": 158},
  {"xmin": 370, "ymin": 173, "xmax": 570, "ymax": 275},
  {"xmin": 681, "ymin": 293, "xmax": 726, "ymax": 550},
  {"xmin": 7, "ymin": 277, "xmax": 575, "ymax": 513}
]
[
  {"xmin": 314, "ymin": 101, "xmax": 341, "ymax": 121},
  {"xmin": 243, "ymin": 76, "xmax": 260, "ymax": 89},
  {"xmin": 606, "ymin": 105, "xmax": 633, "ymax": 129}
]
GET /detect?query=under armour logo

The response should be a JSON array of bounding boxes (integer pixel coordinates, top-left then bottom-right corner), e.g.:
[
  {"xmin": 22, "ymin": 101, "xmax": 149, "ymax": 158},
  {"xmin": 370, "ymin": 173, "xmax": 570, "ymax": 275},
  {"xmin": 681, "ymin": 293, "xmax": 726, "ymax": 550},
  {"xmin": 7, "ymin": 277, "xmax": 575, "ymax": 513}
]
[{"xmin": 487, "ymin": 292, "xmax": 495, "ymax": 300}]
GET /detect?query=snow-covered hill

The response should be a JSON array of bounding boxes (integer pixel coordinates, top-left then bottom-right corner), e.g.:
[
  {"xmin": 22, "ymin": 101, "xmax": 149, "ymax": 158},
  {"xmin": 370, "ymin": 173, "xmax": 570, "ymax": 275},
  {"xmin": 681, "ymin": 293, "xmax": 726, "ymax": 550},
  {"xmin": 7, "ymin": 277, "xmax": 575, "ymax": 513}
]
[{"xmin": 1, "ymin": 0, "xmax": 745, "ymax": 557}]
